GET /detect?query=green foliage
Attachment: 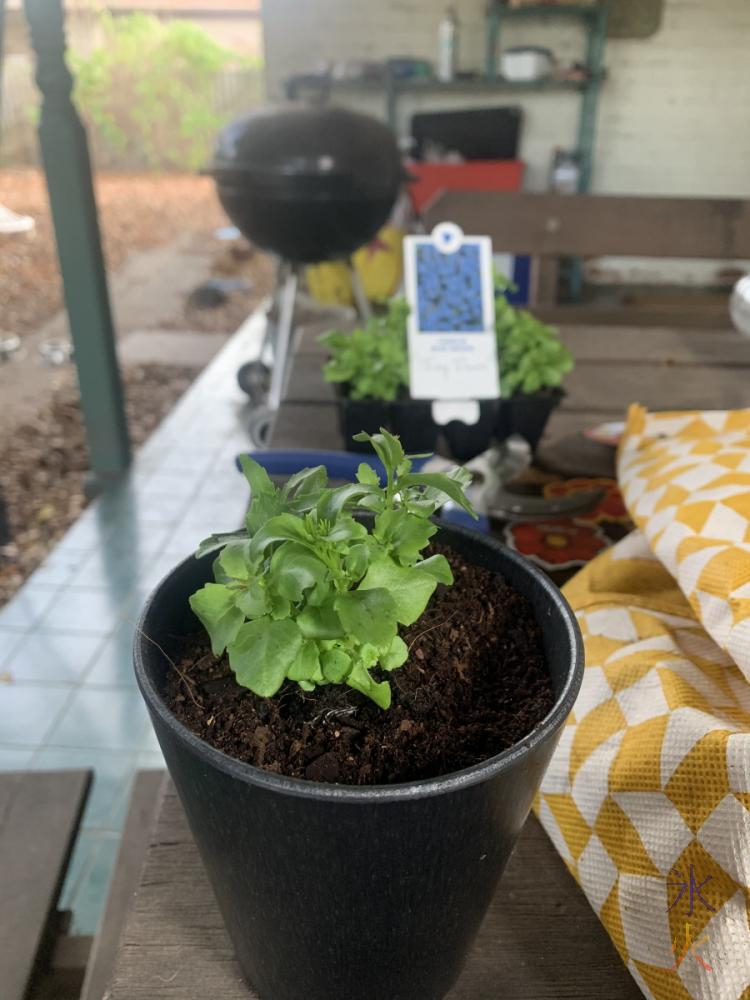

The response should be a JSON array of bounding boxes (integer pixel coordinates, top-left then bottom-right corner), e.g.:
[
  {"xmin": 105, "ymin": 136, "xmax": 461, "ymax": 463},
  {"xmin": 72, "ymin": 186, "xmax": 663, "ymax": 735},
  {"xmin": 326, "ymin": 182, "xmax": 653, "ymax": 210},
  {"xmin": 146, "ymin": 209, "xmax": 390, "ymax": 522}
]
[
  {"xmin": 319, "ymin": 299, "xmax": 409, "ymax": 402},
  {"xmin": 320, "ymin": 281, "xmax": 574, "ymax": 401},
  {"xmin": 493, "ymin": 273, "xmax": 574, "ymax": 397},
  {"xmin": 189, "ymin": 431, "xmax": 476, "ymax": 709},
  {"xmin": 71, "ymin": 13, "xmax": 256, "ymax": 170}
]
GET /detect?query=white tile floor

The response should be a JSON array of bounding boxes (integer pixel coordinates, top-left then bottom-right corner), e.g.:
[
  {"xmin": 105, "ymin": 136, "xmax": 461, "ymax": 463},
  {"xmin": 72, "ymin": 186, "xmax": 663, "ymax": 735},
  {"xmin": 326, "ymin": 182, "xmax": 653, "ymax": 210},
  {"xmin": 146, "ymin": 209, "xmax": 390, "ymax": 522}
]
[{"xmin": 0, "ymin": 307, "xmax": 265, "ymax": 933}]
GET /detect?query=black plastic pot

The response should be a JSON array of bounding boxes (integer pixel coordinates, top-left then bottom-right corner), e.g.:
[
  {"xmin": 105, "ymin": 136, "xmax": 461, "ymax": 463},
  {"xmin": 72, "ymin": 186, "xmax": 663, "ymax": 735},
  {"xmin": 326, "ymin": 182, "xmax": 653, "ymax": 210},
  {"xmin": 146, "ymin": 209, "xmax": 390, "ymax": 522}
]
[
  {"xmin": 337, "ymin": 390, "xmax": 439, "ymax": 455},
  {"xmin": 442, "ymin": 400, "xmax": 500, "ymax": 461},
  {"xmin": 337, "ymin": 390, "xmax": 500, "ymax": 460},
  {"xmin": 338, "ymin": 395, "xmax": 392, "ymax": 453},
  {"xmin": 498, "ymin": 388, "xmax": 564, "ymax": 454},
  {"xmin": 390, "ymin": 398, "xmax": 440, "ymax": 453},
  {"xmin": 134, "ymin": 523, "xmax": 583, "ymax": 1000}
]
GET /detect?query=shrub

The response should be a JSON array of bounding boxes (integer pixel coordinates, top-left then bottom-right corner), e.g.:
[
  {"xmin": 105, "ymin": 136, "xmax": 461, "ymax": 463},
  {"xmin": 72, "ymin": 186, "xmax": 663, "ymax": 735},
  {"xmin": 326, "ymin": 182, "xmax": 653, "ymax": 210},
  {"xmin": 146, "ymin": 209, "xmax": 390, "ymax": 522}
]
[{"xmin": 71, "ymin": 13, "xmax": 254, "ymax": 170}]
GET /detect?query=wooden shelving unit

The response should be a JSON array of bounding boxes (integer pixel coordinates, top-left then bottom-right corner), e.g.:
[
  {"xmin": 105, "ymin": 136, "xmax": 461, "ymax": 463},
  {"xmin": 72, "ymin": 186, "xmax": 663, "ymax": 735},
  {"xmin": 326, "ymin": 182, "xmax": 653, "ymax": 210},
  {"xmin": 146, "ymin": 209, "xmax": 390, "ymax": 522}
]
[
  {"xmin": 286, "ymin": 3, "xmax": 607, "ymax": 193},
  {"xmin": 485, "ymin": 2, "xmax": 608, "ymax": 193}
]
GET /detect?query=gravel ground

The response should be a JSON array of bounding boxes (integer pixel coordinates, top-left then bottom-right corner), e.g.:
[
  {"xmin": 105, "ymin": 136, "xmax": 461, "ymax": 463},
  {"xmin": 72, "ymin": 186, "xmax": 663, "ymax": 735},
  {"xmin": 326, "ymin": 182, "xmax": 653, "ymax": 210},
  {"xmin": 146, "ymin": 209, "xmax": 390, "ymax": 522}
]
[
  {"xmin": 162, "ymin": 239, "xmax": 275, "ymax": 335},
  {"xmin": 0, "ymin": 364, "xmax": 201, "ymax": 606},
  {"xmin": 0, "ymin": 170, "xmax": 275, "ymax": 607},
  {"xmin": 0, "ymin": 169, "xmax": 275, "ymax": 338}
]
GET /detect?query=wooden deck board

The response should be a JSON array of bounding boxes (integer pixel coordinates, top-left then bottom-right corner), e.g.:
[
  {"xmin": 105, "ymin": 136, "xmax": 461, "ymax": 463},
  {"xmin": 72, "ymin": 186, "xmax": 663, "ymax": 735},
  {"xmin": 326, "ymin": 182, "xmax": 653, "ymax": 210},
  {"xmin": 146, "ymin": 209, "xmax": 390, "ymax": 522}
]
[
  {"xmin": 81, "ymin": 771, "xmax": 164, "ymax": 1000},
  {"xmin": 291, "ymin": 324, "xmax": 750, "ymax": 417},
  {"xmin": 106, "ymin": 784, "xmax": 641, "ymax": 1000},
  {"xmin": 0, "ymin": 770, "xmax": 92, "ymax": 1000}
]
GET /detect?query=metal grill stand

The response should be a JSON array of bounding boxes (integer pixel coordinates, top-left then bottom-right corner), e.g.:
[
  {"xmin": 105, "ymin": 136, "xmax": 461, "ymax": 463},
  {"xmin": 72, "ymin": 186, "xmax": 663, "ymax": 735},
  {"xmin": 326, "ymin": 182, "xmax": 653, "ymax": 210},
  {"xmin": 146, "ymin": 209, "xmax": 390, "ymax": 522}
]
[{"xmin": 241, "ymin": 258, "xmax": 371, "ymax": 447}]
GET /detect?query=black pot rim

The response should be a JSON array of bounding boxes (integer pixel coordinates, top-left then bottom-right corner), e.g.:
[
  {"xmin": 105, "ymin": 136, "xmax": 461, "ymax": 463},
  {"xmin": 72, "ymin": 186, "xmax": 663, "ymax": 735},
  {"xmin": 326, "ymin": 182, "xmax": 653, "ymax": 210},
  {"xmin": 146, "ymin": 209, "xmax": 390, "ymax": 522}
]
[{"xmin": 134, "ymin": 521, "xmax": 583, "ymax": 804}]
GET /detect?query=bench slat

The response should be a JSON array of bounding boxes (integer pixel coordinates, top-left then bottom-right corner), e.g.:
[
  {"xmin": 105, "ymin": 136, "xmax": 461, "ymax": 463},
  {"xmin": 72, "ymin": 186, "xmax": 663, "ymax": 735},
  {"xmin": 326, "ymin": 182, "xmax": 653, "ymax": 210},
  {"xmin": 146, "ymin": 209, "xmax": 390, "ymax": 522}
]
[
  {"xmin": 0, "ymin": 770, "xmax": 92, "ymax": 1000},
  {"xmin": 105, "ymin": 785, "xmax": 641, "ymax": 998},
  {"xmin": 425, "ymin": 191, "xmax": 750, "ymax": 259},
  {"xmin": 80, "ymin": 770, "xmax": 164, "ymax": 1000}
]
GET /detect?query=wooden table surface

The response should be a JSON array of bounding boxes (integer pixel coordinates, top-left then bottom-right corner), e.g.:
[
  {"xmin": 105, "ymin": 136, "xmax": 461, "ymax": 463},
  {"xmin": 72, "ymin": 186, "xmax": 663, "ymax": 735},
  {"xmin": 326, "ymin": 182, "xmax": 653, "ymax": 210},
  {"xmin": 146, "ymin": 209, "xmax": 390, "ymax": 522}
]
[
  {"xmin": 107, "ymin": 318, "xmax": 747, "ymax": 997},
  {"xmin": 106, "ymin": 782, "xmax": 641, "ymax": 1000},
  {"xmin": 274, "ymin": 320, "xmax": 750, "ymax": 450},
  {"xmin": 0, "ymin": 770, "xmax": 92, "ymax": 1000}
]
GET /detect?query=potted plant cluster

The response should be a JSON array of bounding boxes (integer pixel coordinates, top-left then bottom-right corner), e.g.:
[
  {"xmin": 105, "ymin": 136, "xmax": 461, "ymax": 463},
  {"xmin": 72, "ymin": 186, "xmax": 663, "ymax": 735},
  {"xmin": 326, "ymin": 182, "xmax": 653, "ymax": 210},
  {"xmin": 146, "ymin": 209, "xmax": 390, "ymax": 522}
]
[
  {"xmin": 319, "ymin": 298, "xmax": 440, "ymax": 455},
  {"xmin": 320, "ymin": 277, "xmax": 574, "ymax": 459},
  {"xmin": 494, "ymin": 275, "xmax": 574, "ymax": 452},
  {"xmin": 135, "ymin": 430, "xmax": 583, "ymax": 1000}
]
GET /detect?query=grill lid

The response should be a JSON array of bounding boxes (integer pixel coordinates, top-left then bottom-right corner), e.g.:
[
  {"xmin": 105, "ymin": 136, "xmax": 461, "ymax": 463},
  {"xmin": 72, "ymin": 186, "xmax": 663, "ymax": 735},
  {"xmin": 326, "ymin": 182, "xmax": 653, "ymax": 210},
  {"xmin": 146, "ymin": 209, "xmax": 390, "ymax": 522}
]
[{"xmin": 210, "ymin": 104, "xmax": 402, "ymax": 198}]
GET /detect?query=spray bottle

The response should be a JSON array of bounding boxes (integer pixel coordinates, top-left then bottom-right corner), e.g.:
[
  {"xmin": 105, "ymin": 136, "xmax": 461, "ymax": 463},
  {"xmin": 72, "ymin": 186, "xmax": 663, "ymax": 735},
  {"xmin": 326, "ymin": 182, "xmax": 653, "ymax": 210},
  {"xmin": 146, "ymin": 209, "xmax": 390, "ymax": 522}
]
[{"xmin": 437, "ymin": 7, "xmax": 459, "ymax": 82}]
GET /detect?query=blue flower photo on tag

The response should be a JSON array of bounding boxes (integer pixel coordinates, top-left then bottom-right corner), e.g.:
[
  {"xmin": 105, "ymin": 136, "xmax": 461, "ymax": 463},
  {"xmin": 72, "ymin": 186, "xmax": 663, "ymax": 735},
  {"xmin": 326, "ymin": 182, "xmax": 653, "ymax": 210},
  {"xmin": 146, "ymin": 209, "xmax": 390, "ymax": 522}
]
[{"xmin": 415, "ymin": 244, "xmax": 483, "ymax": 333}]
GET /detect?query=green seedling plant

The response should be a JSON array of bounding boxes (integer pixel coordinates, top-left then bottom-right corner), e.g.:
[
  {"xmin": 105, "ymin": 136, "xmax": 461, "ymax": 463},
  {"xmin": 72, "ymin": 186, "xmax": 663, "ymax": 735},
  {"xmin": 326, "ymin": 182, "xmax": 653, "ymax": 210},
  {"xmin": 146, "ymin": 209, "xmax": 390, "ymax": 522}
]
[
  {"xmin": 320, "ymin": 299, "xmax": 409, "ymax": 402},
  {"xmin": 320, "ymin": 284, "xmax": 573, "ymax": 402},
  {"xmin": 189, "ymin": 430, "xmax": 475, "ymax": 709},
  {"xmin": 494, "ymin": 273, "xmax": 574, "ymax": 397}
]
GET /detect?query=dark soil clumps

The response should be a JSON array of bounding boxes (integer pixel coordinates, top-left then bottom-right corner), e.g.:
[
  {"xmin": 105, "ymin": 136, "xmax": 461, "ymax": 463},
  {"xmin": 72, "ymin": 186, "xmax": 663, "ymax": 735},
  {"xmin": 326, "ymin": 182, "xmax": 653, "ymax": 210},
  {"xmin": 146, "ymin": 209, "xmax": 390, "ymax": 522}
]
[{"xmin": 164, "ymin": 545, "xmax": 554, "ymax": 785}]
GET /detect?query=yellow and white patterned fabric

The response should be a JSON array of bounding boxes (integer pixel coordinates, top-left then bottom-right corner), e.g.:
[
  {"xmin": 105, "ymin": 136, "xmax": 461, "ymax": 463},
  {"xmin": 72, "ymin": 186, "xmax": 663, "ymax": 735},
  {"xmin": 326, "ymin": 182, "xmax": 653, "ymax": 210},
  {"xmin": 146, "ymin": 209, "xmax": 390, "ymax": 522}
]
[{"xmin": 534, "ymin": 406, "xmax": 750, "ymax": 1000}]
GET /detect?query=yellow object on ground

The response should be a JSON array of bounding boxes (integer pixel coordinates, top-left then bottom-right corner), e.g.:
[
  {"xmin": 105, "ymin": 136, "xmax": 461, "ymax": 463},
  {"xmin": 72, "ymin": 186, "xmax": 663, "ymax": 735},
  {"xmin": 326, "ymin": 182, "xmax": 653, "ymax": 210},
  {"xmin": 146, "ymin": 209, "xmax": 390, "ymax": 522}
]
[
  {"xmin": 306, "ymin": 226, "xmax": 404, "ymax": 306},
  {"xmin": 535, "ymin": 405, "xmax": 750, "ymax": 1000}
]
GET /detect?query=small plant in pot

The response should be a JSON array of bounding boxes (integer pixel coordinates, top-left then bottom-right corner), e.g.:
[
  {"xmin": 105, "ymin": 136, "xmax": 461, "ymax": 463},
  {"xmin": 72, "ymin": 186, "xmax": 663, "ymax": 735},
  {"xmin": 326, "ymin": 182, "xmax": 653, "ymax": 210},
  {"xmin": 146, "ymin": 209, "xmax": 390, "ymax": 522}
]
[
  {"xmin": 494, "ymin": 274, "xmax": 574, "ymax": 453},
  {"xmin": 134, "ymin": 430, "xmax": 583, "ymax": 1000},
  {"xmin": 320, "ymin": 299, "xmax": 440, "ymax": 456},
  {"xmin": 321, "ymin": 285, "xmax": 573, "ymax": 460}
]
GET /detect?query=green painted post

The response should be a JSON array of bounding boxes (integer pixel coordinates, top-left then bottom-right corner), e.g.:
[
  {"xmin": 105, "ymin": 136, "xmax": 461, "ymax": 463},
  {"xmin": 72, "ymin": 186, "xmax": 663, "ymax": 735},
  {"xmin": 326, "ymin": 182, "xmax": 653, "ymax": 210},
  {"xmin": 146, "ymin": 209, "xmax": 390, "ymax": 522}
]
[
  {"xmin": 484, "ymin": 3, "xmax": 500, "ymax": 79},
  {"xmin": 576, "ymin": 4, "xmax": 608, "ymax": 193},
  {"xmin": 24, "ymin": 0, "xmax": 131, "ymax": 488},
  {"xmin": 0, "ymin": 0, "xmax": 6, "ymax": 131}
]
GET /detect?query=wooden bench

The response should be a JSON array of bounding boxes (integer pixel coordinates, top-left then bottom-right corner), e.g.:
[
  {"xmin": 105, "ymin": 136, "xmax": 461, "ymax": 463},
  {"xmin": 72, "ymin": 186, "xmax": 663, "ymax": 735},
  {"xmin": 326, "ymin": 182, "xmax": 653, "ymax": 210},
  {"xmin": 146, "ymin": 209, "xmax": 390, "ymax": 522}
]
[
  {"xmin": 0, "ymin": 769, "xmax": 163, "ymax": 1000},
  {"xmin": 423, "ymin": 191, "xmax": 750, "ymax": 322},
  {"xmin": 80, "ymin": 771, "xmax": 163, "ymax": 1000},
  {"xmin": 0, "ymin": 770, "xmax": 92, "ymax": 1000}
]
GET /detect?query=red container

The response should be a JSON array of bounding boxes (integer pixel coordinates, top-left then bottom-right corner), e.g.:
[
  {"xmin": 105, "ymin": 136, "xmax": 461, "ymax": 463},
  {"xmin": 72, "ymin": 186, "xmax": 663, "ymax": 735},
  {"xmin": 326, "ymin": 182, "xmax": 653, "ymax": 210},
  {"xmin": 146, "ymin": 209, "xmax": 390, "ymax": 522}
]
[{"xmin": 407, "ymin": 160, "xmax": 525, "ymax": 214}]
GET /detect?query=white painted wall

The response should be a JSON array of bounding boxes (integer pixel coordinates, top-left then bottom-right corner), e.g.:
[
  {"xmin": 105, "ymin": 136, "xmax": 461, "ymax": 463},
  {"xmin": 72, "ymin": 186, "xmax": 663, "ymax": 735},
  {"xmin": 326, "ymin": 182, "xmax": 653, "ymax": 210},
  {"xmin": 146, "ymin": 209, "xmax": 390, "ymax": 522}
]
[{"xmin": 262, "ymin": 0, "xmax": 750, "ymax": 284}]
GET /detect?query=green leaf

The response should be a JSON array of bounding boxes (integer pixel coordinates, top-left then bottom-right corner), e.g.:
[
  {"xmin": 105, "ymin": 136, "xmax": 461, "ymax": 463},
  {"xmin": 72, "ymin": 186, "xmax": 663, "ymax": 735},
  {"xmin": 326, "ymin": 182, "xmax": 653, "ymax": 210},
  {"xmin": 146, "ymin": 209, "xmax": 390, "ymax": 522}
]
[
  {"xmin": 347, "ymin": 661, "xmax": 391, "ymax": 709},
  {"xmin": 416, "ymin": 553, "xmax": 453, "ymax": 585},
  {"xmin": 344, "ymin": 542, "xmax": 370, "ymax": 579},
  {"xmin": 287, "ymin": 639, "xmax": 320, "ymax": 682},
  {"xmin": 248, "ymin": 514, "xmax": 311, "ymax": 560},
  {"xmin": 398, "ymin": 472, "xmax": 477, "ymax": 518},
  {"xmin": 356, "ymin": 463, "xmax": 380, "ymax": 486},
  {"xmin": 189, "ymin": 583, "xmax": 245, "ymax": 656},
  {"xmin": 297, "ymin": 603, "xmax": 345, "ymax": 639},
  {"xmin": 375, "ymin": 508, "xmax": 436, "ymax": 565},
  {"xmin": 316, "ymin": 484, "xmax": 374, "ymax": 523},
  {"xmin": 324, "ymin": 515, "xmax": 368, "ymax": 544},
  {"xmin": 245, "ymin": 492, "xmax": 285, "ymax": 537},
  {"xmin": 269, "ymin": 593, "xmax": 291, "ymax": 620},
  {"xmin": 217, "ymin": 541, "xmax": 252, "ymax": 581},
  {"xmin": 334, "ymin": 588, "xmax": 397, "ymax": 647},
  {"xmin": 196, "ymin": 530, "xmax": 249, "ymax": 559},
  {"xmin": 381, "ymin": 635, "xmax": 408, "ymax": 671},
  {"xmin": 227, "ymin": 617, "xmax": 302, "ymax": 697},
  {"xmin": 321, "ymin": 647, "xmax": 351, "ymax": 683},
  {"xmin": 234, "ymin": 581, "xmax": 268, "ymax": 619},
  {"xmin": 353, "ymin": 428, "xmax": 405, "ymax": 479},
  {"xmin": 270, "ymin": 542, "xmax": 328, "ymax": 603},
  {"xmin": 238, "ymin": 454, "xmax": 276, "ymax": 499},
  {"xmin": 282, "ymin": 465, "xmax": 327, "ymax": 498},
  {"xmin": 359, "ymin": 556, "xmax": 437, "ymax": 626}
]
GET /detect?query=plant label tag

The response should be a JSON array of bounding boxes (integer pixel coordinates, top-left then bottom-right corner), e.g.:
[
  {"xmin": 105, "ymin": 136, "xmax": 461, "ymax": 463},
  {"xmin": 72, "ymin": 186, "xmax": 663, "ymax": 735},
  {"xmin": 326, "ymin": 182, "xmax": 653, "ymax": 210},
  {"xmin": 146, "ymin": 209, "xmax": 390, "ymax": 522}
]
[
  {"xmin": 404, "ymin": 222, "xmax": 499, "ymax": 400},
  {"xmin": 431, "ymin": 399, "xmax": 480, "ymax": 426}
]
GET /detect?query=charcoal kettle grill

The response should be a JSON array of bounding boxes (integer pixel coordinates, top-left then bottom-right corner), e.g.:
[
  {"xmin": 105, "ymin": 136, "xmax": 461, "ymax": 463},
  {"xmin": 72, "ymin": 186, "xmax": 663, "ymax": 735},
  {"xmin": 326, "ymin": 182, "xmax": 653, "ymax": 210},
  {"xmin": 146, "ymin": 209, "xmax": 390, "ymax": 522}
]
[{"xmin": 209, "ymin": 105, "xmax": 404, "ymax": 442}]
